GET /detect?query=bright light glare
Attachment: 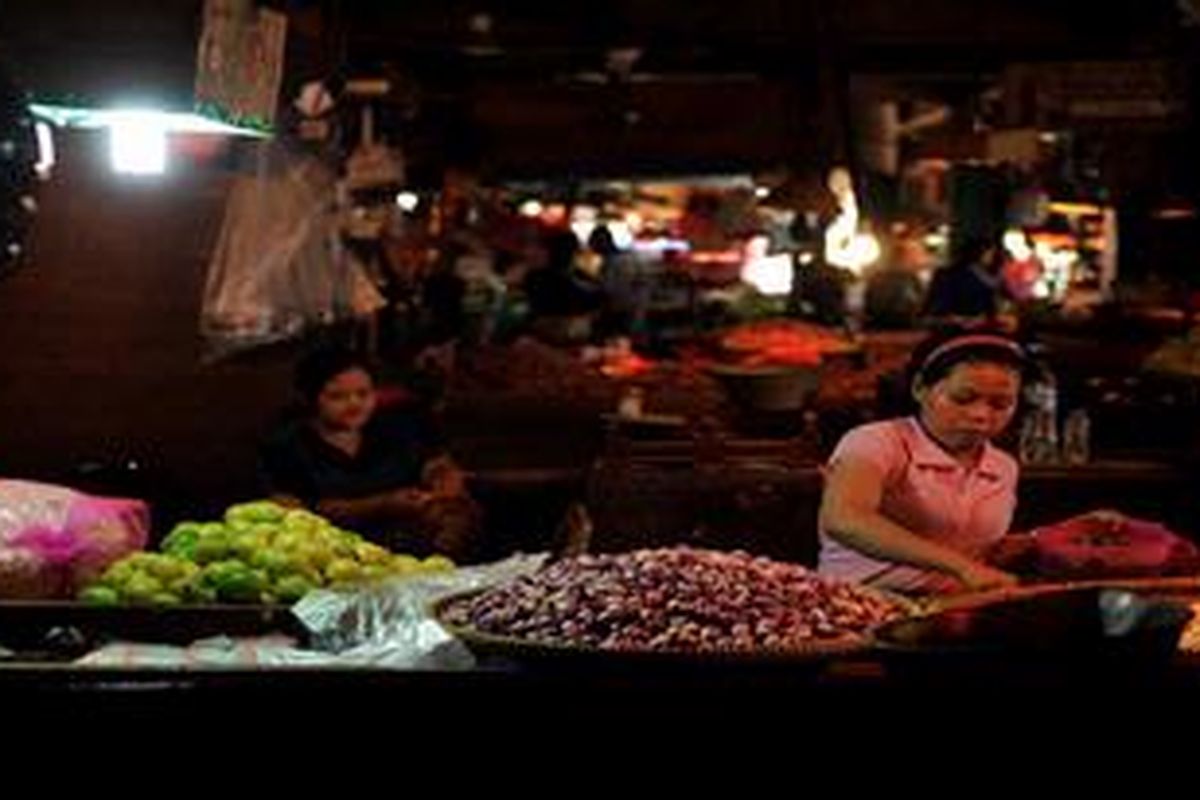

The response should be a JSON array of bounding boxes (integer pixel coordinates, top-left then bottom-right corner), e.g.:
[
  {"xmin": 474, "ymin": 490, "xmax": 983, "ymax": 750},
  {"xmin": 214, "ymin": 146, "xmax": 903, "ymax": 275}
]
[
  {"xmin": 742, "ymin": 253, "xmax": 794, "ymax": 295},
  {"xmin": 632, "ymin": 237, "xmax": 690, "ymax": 254},
  {"xmin": 34, "ymin": 122, "xmax": 55, "ymax": 178},
  {"xmin": 395, "ymin": 191, "xmax": 419, "ymax": 212},
  {"xmin": 608, "ymin": 221, "xmax": 634, "ymax": 249},
  {"xmin": 571, "ymin": 205, "xmax": 598, "ymax": 244},
  {"xmin": 571, "ymin": 221, "xmax": 596, "ymax": 244},
  {"xmin": 755, "ymin": 186, "xmax": 771, "ymax": 199},
  {"xmin": 519, "ymin": 200, "xmax": 543, "ymax": 218},
  {"xmin": 825, "ymin": 211, "xmax": 881, "ymax": 273},
  {"xmin": 1035, "ymin": 241, "xmax": 1077, "ymax": 271},
  {"xmin": 1003, "ymin": 229, "xmax": 1033, "ymax": 261},
  {"xmin": 109, "ymin": 112, "xmax": 167, "ymax": 175},
  {"xmin": 745, "ymin": 235, "xmax": 770, "ymax": 260},
  {"xmin": 823, "ymin": 169, "xmax": 879, "ymax": 274},
  {"xmin": 847, "ymin": 233, "xmax": 881, "ymax": 269}
]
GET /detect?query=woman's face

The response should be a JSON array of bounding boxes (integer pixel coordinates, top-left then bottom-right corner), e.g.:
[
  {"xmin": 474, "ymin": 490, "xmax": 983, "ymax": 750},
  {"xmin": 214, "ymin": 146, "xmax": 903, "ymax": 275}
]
[
  {"xmin": 315, "ymin": 368, "xmax": 377, "ymax": 432},
  {"xmin": 916, "ymin": 361, "xmax": 1020, "ymax": 453}
]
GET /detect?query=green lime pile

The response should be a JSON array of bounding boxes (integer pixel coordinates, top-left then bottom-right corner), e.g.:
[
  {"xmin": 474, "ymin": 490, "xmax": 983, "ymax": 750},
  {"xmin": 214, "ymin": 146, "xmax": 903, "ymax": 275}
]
[{"xmin": 78, "ymin": 501, "xmax": 454, "ymax": 606}]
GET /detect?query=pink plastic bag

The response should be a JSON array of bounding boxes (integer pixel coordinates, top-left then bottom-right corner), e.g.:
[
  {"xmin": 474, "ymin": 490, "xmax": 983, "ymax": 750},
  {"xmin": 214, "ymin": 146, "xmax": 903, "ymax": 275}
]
[
  {"xmin": 1033, "ymin": 514, "xmax": 1199, "ymax": 579},
  {"xmin": 0, "ymin": 480, "xmax": 149, "ymax": 598}
]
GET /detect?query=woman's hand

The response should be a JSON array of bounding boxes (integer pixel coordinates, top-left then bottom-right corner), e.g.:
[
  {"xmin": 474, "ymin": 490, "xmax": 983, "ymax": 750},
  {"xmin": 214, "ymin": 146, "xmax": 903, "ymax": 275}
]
[
  {"xmin": 386, "ymin": 487, "xmax": 433, "ymax": 514},
  {"xmin": 985, "ymin": 533, "xmax": 1036, "ymax": 570},
  {"xmin": 953, "ymin": 559, "xmax": 1019, "ymax": 592},
  {"xmin": 423, "ymin": 456, "xmax": 468, "ymax": 497}
]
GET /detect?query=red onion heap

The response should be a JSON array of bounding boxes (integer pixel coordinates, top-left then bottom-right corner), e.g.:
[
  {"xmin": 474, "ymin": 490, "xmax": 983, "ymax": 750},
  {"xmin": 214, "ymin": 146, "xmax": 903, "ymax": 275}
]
[{"xmin": 442, "ymin": 547, "xmax": 902, "ymax": 653}]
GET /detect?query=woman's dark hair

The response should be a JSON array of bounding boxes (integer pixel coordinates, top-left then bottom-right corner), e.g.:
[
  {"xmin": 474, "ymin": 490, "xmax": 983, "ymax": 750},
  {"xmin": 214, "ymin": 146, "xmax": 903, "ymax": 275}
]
[
  {"xmin": 545, "ymin": 229, "xmax": 580, "ymax": 273},
  {"xmin": 294, "ymin": 347, "xmax": 377, "ymax": 406},
  {"xmin": 907, "ymin": 325, "xmax": 1028, "ymax": 390},
  {"xmin": 588, "ymin": 224, "xmax": 618, "ymax": 257}
]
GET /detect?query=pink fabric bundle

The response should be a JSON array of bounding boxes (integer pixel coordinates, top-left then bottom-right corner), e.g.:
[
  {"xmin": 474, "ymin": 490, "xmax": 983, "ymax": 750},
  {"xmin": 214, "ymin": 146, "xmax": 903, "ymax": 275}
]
[
  {"xmin": 1034, "ymin": 515, "xmax": 1199, "ymax": 578},
  {"xmin": 0, "ymin": 480, "xmax": 149, "ymax": 598}
]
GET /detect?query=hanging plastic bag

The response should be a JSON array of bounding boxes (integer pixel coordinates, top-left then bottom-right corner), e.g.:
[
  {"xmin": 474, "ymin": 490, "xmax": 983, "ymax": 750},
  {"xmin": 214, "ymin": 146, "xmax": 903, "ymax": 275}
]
[
  {"xmin": 0, "ymin": 480, "xmax": 149, "ymax": 599},
  {"xmin": 200, "ymin": 141, "xmax": 344, "ymax": 359}
]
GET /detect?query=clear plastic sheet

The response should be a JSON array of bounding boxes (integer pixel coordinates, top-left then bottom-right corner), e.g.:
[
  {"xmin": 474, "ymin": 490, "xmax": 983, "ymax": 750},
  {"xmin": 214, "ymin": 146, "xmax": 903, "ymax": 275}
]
[{"xmin": 292, "ymin": 553, "xmax": 547, "ymax": 658}]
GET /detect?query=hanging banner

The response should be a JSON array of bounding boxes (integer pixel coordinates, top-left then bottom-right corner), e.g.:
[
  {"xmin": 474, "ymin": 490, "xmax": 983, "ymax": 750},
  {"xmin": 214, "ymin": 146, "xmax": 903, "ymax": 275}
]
[{"xmin": 194, "ymin": 0, "xmax": 288, "ymax": 133}]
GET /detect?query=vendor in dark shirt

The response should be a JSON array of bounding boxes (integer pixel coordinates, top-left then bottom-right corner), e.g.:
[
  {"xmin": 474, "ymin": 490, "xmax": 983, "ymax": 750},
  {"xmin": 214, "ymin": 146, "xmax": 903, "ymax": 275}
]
[
  {"xmin": 261, "ymin": 348, "xmax": 478, "ymax": 561},
  {"xmin": 924, "ymin": 237, "xmax": 1006, "ymax": 320}
]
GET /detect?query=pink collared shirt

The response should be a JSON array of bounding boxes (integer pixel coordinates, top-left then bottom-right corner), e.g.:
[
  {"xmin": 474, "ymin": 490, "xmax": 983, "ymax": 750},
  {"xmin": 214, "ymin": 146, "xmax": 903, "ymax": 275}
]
[{"xmin": 818, "ymin": 416, "xmax": 1019, "ymax": 593}]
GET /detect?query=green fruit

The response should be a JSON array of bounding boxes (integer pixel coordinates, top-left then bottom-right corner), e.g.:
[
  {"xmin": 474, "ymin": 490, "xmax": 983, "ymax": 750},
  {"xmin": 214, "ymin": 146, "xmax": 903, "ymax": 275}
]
[
  {"xmin": 79, "ymin": 586, "xmax": 120, "ymax": 606},
  {"xmin": 361, "ymin": 565, "xmax": 389, "ymax": 583},
  {"xmin": 121, "ymin": 574, "xmax": 165, "ymax": 605},
  {"xmin": 390, "ymin": 555, "xmax": 421, "ymax": 575},
  {"xmin": 231, "ymin": 532, "xmax": 266, "ymax": 562},
  {"xmin": 100, "ymin": 560, "xmax": 139, "ymax": 588},
  {"xmin": 225, "ymin": 518, "xmax": 254, "ymax": 533},
  {"xmin": 123, "ymin": 553, "xmax": 161, "ymax": 570},
  {"xmin": 334, "ymin": 528, "xmax": 362, "ymax": 544},
  {"xmin": 273, "ymin": 575, "xmax": 315, "ymax": 604},
  {"xmin": 146, "ymin": 555, "xmax": 191, "ymax": 582},
  {"xmin": 273, "ymin": 531, "xmax": 306, "ymax": 553},
  {"xmin": 193, "ymin": 536, "xmax": 232, "ymax": 565},
  {"xmin": 421, "ymin": 555, "xmax": 456, "ymax": 573},
  {"xmin": 151, "ymin": 592, "xmax": 182, "ymax": 606},
  {"xmin": 200, "ymin": 559, "xmax": 245, "ymax": 586},
  {"xmin": 208, "ymin": 562, "xmax": 267, "ymax": 603},
  {"xmin": 167, "ymin": 566, "xmax": 200, "ymax": 596},
  {"xmin": 298, "ymin": 565, "xmax": 324, "ymax": 587},
  {"xmin": 162, "ymin": 523, "xmax": 203, "ymax": 558},
  {"xmin": 283, "ymin": 509, "xmax": 325, "ymax": 533},
  {"xmin": 297, "ymin": 543, "xmax": 335, "ymax": 572},
  {"xmin": 355, "ymin": 542, "xmax": 391, "ymax": 566},
  {"xmin": 251, "ymin": 522, "xmax": 280, "ymax": 541},
  {"xmin": 252, "ymin": 549, "xmax": 297, "ymax": 578},
  {"xmin": 331, "ymin": 539, "xmax": 358, "ymax": 559},
  {"xmin": 165, "ymin": 540, "xmax": 198, "ymax": 561},
  {"xmin": 325, "ymin": 558, "xmax": 363, "ymax": 585},
  {"xmin": 182, "ymin": 581, "xmax": 218, "ymax": 604},
  {"xmin": 165, "ymin": 521, "xmax": 204, "ymax": 541},
  {"xmin": 225, "ymin": 500, "xmax": 287, "ymax": 527}
]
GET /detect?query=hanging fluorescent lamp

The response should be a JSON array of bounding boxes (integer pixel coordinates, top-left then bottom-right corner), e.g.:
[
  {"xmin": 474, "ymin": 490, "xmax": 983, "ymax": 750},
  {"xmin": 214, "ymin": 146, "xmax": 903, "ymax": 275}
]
[
  {"xmin": 30, "ymin": 103, "xmax": 271, "ymax": 176},
  {"xmin": 29, "ymin": 103, "xmax": 271, "ymax": 136}
]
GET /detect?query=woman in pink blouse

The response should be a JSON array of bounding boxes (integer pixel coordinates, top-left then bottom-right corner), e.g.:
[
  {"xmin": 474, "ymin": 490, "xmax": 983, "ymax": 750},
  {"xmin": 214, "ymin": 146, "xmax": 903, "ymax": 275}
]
[{"xmin": 819, "ymin": 328, "xmax": 1028, "ymax": 593}]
